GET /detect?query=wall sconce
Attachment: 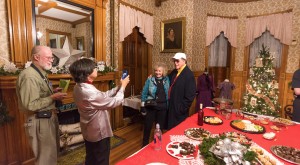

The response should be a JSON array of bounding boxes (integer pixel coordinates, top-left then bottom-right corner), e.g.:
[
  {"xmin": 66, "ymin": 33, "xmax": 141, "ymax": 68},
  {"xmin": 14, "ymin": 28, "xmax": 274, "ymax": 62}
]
[
  {"xmin": 291, "ymin": 39, "xmax": 297, "ymax": 46},
  {"xmin": 37, "ymin": 31, "xmax": 43, "ymax": 40}
]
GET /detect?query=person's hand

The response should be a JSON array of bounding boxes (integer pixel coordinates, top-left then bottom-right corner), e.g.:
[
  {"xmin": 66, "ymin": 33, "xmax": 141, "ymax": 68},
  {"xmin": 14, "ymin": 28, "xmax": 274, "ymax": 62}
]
[
  {"xmin": 140, "ymin": 107, "xmax": 147, "ymax": 116},
  {"xmin": 120, "ymin": 75, "xmax": 130, "ymax": 89},
  {"xmin": 53, "ymin": 87, "xmax": 63, "ymax": 93},
  {"xmin": 51, "ymin": 92, "xmax": 67, "ymax": 101}
]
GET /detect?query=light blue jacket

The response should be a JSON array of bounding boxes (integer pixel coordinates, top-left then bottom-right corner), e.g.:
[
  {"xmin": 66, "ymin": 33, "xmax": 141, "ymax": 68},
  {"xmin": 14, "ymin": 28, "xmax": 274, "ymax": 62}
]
[{"xmin": 141, "ymin": 76, "xmax": 170, "ymax": 106}]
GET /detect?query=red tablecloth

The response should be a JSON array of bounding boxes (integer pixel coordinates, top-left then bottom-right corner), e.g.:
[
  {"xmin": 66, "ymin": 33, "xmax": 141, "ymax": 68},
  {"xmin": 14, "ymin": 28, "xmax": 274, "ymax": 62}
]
[{"xmin": 116, "ymin": 108, "xmax": 300, "ymax": 165}]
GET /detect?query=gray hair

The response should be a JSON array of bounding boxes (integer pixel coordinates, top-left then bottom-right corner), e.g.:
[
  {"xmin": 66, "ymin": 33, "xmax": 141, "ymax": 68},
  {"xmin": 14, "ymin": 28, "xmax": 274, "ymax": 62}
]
[{"xmin": 153, "ymin": 62, "xmax": 168, "ymax": 77}]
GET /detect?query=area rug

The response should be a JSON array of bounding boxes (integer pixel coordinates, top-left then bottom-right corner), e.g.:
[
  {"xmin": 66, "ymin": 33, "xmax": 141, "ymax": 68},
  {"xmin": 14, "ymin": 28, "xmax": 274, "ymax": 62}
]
[{"xmin": 58, "ymin": 135, "xmax": 126, "ymax": 165}]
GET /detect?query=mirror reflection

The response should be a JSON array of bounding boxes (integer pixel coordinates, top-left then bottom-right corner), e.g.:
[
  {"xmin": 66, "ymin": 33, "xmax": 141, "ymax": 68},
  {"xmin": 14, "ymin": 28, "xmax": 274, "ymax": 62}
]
[
  {"xmin": 34, "ymin": 0, "xmax": 94, "ymax": 57},
  {"xmin": 47, "ymin": 29, "xmax": 70, "ymax": 49}
]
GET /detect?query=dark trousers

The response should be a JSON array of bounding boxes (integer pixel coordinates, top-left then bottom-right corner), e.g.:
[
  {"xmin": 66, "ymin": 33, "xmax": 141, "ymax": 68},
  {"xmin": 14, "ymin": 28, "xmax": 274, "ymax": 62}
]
[
  {"xmin": 84, "ymin": 137, "xmax": 110, "ymax": 165},
  {"xmin": 142, "ymin": 103, "xmax": 167, "ymax": 147}
]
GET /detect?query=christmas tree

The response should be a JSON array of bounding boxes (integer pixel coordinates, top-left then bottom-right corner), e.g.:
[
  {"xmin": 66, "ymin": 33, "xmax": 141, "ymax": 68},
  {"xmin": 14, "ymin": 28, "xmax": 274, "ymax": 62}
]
[{"xmin": 242, "ymin": 45, "xmax": 280, "ymax": 117}]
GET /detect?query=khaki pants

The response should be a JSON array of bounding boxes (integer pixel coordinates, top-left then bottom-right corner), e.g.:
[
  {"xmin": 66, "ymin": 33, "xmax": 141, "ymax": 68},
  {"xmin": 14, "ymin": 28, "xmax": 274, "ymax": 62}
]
[{"xmin": 25, "ymin": 113, "xmax": 59, "ymax": 165}]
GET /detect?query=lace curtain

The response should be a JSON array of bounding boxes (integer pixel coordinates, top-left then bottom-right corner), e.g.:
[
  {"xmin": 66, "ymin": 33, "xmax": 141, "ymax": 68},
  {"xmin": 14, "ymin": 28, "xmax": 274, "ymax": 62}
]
[
  {"xmin": 206, "ymin": 16, "xmax": 237, "ymax": 47},
  {"xmin": 249, "ymin": 31, "xmax": 282, "ymax": 68},
  {"xmin": 119, "ymin": 4, "xmax": 153, "ymax": 45},
  {"xmin": 208, "ymin": 32, "xmax": 229, "ymax": 67}
]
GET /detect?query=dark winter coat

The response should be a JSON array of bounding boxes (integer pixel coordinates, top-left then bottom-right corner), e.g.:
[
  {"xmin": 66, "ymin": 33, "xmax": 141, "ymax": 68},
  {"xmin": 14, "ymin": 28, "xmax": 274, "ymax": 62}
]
[{"xmin": 167, "ymin": 65, "xmax": 196, "ymax": 129}]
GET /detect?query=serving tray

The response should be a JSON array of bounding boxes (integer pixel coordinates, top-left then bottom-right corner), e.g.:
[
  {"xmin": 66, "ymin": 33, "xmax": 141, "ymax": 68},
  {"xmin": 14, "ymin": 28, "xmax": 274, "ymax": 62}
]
[
  {"xmin": 184, "ymin": 128, "xmax": 211, "ymax": 141},
  {"xmin": 204, "ymin": 116, "xmax": 223, "ymax": 125},
  {"xmin": 270, "ymin": 145, "xmax": 300, "ymax": 165},
  {"xmin": 230, "ymin": 120, "xmax": 265, "ymax": 134}
]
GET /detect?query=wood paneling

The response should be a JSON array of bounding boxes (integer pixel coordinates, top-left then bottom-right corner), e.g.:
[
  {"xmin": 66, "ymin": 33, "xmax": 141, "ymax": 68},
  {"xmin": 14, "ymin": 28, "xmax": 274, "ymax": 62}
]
[
  {"xmin": 7, "ymin": 0, "xmax": 33, "ymax": 66},
  {"xmin": 230, "ymin": 71, "xmax": 244, "ymax": 108},
  {"xmin": 122, "ymin": 27, "xmax": 151, "ymax": 98},
  {"xmin": 0, "ymin": 72, "xmax": 118, "ymax": 164},
  {"xmin": 3, "ymin": 2, "xmax": 109, "ymax": 162},
  {"xmin": 70, "ymin": 0, "xmax": 96, "ymax": 9},
  {"xmin": 7, "ymin": 0, "xmax": 107, "ymax": 65}
]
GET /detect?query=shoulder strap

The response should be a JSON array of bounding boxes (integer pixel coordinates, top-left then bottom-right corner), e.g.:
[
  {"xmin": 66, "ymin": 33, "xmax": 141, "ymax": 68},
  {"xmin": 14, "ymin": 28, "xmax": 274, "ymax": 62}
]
[{"xmin": 30, "ymin": 63, "xmax": 53, "ymax": 94}]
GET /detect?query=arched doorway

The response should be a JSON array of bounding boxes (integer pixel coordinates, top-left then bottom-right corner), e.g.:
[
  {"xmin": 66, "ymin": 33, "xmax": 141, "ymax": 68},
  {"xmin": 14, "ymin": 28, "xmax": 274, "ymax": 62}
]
[{"xmin": 207, "ymin": 32, "xmax": 233, "ymax": 97}]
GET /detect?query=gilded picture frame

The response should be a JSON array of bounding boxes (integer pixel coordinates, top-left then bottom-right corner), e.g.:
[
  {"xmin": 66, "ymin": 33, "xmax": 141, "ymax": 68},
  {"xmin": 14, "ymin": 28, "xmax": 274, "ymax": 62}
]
[
  {"xmin": 76, "ymin": 36, "xmax": 85, "ymax": 50},
  {"xmin": 161, "ymin": 17, "xmax": 185, "ymax": 53}
]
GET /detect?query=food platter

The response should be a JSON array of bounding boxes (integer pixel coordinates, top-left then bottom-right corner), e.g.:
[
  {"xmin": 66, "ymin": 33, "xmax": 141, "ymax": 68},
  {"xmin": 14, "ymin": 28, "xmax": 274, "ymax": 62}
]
[
  {"xmin": 204, "ymin": 116, "xmax": 223, "ymax": 125},
  {"xmin": 271, "ymin": 117, "xmax": 296, "ymax": 126},
  {"xmin": 166, "ymin": 141, "xmax": 196, "ymax": 160},
  {"xmin": 230, "ymin": 120, "xmax": 265, "ymax": 134},
  {"xmin": 220, "ymin": 132, "xmax": 252, "ymax": 146},
  {"xmin": 184, "ymin": 128, "xmax": 211, "ymax": 140},
  {"xmin": 270, "ymin": 145, "xmax": 300, "ymax": 164}
]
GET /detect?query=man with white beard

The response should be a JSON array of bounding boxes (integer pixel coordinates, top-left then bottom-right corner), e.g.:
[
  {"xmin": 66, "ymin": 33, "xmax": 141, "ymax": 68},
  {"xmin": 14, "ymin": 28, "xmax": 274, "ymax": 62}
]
[{"xmin": 16, "ymin": 46, "xmax": 67, "ymax": 165}]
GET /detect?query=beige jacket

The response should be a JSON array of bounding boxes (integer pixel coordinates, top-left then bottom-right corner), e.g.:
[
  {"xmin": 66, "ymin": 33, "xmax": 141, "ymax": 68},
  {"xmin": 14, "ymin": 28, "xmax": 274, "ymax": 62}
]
[
  {"xmin": 73, "ymin": 83, "xmax": 124, "ymax": 142},
  {"xmin": 16, "ymin": 66, "xmax": 55, "ymax": 113}
]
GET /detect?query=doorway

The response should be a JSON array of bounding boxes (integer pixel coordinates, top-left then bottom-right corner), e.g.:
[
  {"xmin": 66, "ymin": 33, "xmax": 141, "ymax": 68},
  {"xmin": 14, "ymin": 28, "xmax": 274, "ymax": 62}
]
[
  {"xmin": 208, "ymin": 32, "xmax": 232, "ymax": 97},
  {"xmin": 122, "ymin": 27, "xmax": 151, "ymax": 98}
]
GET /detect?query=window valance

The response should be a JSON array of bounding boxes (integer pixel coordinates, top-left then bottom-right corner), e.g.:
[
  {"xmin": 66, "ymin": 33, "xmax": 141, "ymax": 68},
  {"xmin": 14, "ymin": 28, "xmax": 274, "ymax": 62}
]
[
  {"xmin": 119, "ymin": 4, "xmax": 153, "ymax": 45},
  {"xmin": 206, "ymin": 16, "xmax": 238, "ymax": 47},
  {"xmin": 245, "ymin": 12, "xmax": 292, "ymax": 46}
]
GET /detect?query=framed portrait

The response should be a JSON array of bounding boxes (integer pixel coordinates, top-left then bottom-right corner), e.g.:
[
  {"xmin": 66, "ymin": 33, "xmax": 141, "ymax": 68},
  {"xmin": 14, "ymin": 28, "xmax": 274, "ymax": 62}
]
[
  {"xmin": 161, "ymin": 17, "xmax": 185, "ymax": 53},
  {"xmin": 76, "ymin": 36, "xmax": 85, "ymax": 50}
]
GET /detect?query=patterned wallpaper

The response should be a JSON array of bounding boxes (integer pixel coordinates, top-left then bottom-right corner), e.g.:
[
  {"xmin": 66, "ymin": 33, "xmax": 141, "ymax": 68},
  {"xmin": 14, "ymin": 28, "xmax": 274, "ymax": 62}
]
[
  {"xmin": 75, "ymin": 22, "xmax": 92, "ymax": 57},
  {"xmin": 113, "ymin": 0, "xmax": 300, "ymax": 73},
  {"xmin": 1, "ymin": 0, "xmax": 300, "ymax": 73},
  {"xmin": 0, "ymin": 0, "xmax": 9, "ymax": 65},
  {"xmin": 204, "ymin": 0, "xmax": 300, "ymax": 72},
  {"xmin": 36, "ymin": 17, "xmax": 91, "ymax": 57}
]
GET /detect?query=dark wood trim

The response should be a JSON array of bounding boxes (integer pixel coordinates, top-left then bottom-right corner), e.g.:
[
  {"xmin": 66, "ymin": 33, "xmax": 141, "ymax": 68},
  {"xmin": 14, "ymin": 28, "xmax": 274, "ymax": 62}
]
[{"xmin": 36, "ymin": 15, "xmax": 73, "ymax": 24}]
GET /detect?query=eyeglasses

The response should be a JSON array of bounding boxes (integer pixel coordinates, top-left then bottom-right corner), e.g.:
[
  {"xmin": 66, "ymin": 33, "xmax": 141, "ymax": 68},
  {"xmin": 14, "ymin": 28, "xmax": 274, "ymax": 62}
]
[
  {"xmin": 42, "ymin": 56, "xmax": 54, "ymax": 61},
  {"xmin": 173, "ymin": 59, "xmax": 180, "ymax": 63}
]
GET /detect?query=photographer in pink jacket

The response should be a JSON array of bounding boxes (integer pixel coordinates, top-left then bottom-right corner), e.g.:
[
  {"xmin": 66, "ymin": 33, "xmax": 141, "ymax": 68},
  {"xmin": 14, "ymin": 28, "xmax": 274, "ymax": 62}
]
[{"xmin": 69, "ymin": 58, "xmax": 130, "ymax": 165}]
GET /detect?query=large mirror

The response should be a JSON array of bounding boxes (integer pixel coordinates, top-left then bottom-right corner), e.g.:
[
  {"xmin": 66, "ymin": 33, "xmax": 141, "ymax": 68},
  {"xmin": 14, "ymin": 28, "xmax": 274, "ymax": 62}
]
[{"xmin": 32, "ymin": 0, "xmax": 94, "ymax": 57}]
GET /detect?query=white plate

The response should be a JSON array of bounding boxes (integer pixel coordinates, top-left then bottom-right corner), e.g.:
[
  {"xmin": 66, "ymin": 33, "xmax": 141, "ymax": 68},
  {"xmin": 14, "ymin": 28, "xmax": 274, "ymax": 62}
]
[
  {"xmin": 206, "ymin": 107, "xmax": 215, "ymax": 109},
  {"xmin": 166, "ymin": 141, "xmax": 195, "ymax": 160}
]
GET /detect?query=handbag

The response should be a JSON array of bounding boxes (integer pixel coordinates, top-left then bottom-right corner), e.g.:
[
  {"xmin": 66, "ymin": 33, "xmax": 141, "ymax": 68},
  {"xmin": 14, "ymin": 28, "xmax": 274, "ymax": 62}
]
[{"xmin": 144, "ymin": 99, "xmax": 157, "ymax": 108}]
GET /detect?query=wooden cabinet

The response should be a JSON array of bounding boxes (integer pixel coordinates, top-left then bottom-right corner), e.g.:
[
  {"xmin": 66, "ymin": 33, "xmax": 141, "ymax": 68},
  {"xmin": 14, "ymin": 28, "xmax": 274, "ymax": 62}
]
[{"xmin": 122, "ymin": 27, "xmax": 152, "ymax": 97}]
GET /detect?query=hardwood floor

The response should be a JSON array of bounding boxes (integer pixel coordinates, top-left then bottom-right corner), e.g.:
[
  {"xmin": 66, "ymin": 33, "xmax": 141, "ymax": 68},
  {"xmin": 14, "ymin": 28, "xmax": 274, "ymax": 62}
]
[{"xmin": 110, "ymin": 121, "xmax": 146, "ymax": 165}]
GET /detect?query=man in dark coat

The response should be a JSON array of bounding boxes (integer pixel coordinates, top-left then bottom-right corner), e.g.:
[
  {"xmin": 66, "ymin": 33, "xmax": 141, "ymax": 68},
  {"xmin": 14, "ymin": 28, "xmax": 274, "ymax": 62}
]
[{"xmin": 167, "ymin": 52, "xmax": 196, "ymax": 129}]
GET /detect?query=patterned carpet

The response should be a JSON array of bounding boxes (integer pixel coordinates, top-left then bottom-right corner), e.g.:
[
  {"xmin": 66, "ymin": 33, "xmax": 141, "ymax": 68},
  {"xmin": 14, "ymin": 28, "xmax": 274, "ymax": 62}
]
[{"xmin": 58, "ymin": 135, "xmax": 126, "ymax": 165}]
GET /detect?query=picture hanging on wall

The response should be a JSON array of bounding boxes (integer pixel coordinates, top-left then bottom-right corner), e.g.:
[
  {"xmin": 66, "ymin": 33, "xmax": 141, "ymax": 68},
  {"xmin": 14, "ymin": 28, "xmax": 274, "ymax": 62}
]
[{"xmin": 161, "ymin": 17, "xmax": 185, "ymax": 53}]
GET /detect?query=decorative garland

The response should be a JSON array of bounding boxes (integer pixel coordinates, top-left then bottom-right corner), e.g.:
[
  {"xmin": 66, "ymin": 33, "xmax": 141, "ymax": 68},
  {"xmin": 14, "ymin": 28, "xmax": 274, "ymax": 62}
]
[{"xmin": 245, "ymin": 82, "xmax": 275, "ymax": 111}]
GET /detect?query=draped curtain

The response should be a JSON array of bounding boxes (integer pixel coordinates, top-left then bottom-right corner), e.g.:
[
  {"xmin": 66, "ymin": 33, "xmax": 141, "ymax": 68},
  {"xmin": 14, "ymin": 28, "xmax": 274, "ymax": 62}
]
[
  {"xmin": 209, "ymin": 32, "xmax": 228, "ymax": 67},
  {"xmin": 119, "ymin": 4, "xmax": 153, "ymax": 45},
  {"xmin": 249, "ymin": 31, "xmax": 282, "ymax": 68},
  {"xmin": 206, "ymin": 16, "xmax": 237, "ymax": 47},
  {"xmin": 245, "ymin": 12, "xmax": 292, "ymax": 46}
]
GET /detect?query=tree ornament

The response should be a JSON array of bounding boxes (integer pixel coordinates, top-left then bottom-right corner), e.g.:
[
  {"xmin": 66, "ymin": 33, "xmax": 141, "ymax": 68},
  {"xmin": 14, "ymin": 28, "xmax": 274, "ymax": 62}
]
[
  {"xmin": 255, "ymin": 58, "xmax": 263, "ymax": 67},
  {"xmin": 250, "ymin": 97, "xmax": 257, "ymax": 106}
]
